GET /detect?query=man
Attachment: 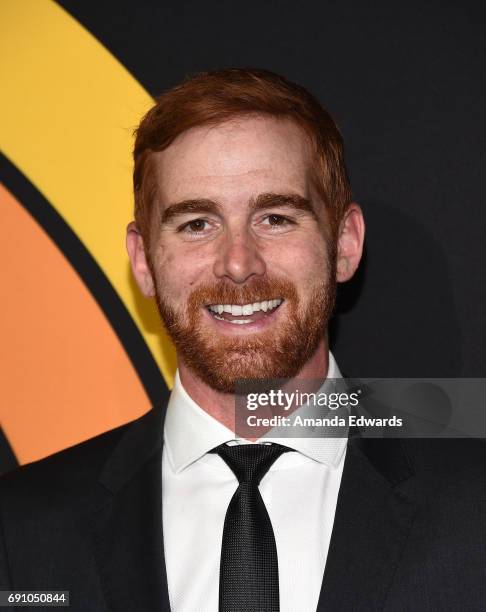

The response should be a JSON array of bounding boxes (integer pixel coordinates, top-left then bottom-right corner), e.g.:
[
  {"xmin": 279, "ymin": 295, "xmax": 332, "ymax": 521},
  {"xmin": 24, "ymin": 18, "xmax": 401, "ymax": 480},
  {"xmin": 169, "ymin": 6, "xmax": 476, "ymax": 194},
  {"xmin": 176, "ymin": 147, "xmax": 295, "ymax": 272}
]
[{"xmin": 1, "ymin": 69, "xmax": 486, "ymax": 612}]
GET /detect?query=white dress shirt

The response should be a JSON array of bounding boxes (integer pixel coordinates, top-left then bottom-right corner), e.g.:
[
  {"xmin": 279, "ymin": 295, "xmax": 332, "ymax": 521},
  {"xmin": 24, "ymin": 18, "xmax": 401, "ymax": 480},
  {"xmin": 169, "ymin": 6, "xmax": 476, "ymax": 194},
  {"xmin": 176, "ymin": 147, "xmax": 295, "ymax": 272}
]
[{"xmin": 162, "ymin": 352, "xmax": 347, "ymax": 612}]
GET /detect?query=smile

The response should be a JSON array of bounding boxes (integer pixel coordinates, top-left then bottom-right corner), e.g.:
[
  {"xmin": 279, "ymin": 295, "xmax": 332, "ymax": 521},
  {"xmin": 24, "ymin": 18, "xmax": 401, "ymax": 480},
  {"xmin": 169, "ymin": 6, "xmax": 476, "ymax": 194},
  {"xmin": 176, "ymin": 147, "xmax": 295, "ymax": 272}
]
[{"xmin": 206, "ymin": 298, "xmax": 283, "ymax": 325}]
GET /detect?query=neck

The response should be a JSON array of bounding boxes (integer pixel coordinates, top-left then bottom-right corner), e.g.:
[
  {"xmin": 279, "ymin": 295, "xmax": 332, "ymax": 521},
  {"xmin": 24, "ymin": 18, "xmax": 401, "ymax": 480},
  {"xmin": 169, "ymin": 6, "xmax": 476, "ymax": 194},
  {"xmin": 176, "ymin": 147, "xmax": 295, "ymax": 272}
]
[{"xmin": 177, "ymin": 336, "xmax": 330, "ymax": 433}]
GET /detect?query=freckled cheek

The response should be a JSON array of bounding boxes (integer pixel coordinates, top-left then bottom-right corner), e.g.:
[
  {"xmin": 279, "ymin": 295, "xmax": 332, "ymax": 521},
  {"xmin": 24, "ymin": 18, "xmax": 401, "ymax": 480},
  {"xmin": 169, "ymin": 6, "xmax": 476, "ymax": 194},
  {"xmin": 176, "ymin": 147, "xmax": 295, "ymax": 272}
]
[
  {"xmin": 268, "ymin": 242, "xmax": 328, "ymax": 280},
  {"xmin": 152, "ymin": 248, "xmax": 210, "ymax": 301}
]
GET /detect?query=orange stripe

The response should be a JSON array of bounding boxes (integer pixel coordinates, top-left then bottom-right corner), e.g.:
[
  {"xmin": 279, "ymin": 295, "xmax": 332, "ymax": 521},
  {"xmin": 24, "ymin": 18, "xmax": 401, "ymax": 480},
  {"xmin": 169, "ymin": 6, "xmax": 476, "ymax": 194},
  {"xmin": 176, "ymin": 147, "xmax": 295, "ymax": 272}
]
[{"xmin": 0, "ymin": 184, "xmax": 151, "ymax": 464}]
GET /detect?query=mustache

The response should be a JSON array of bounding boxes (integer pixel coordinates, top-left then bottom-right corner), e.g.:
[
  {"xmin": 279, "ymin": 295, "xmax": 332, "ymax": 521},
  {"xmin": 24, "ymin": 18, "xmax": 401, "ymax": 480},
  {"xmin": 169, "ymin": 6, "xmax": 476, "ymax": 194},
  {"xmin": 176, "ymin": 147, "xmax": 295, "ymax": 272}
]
[{"xmin": 187, "ymin": 277, "xmax": 298, "ymax": 307}]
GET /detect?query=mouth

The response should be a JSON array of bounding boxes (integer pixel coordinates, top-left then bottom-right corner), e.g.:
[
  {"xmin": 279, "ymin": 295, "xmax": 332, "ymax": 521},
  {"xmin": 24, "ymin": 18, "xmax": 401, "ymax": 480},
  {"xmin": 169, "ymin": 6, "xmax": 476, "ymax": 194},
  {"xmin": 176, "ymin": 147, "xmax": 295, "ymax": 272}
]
[{"xmin": 204, "ymin": 298, "xmax": 284, "ymax": 327}]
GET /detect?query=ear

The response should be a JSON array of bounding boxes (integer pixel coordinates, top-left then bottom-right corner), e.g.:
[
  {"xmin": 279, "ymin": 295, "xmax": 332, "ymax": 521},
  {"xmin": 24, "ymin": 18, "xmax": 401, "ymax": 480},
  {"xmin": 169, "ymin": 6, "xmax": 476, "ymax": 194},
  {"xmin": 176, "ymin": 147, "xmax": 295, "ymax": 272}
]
[
  {"xmin": 126, "ymin": 221, "xmax": 155, "ymax": 297},
  {"xmin": 336, "ymin": 203, "xmax": 365, "ymax": 282}
]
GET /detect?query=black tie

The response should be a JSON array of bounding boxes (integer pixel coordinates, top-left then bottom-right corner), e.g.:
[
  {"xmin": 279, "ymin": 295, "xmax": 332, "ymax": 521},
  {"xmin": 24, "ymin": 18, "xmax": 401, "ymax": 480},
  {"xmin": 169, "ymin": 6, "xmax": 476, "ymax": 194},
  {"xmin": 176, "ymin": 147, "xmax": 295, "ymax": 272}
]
[{"xmin": 211, "ymin": 443, "xmax": 293, "ymax": 612}]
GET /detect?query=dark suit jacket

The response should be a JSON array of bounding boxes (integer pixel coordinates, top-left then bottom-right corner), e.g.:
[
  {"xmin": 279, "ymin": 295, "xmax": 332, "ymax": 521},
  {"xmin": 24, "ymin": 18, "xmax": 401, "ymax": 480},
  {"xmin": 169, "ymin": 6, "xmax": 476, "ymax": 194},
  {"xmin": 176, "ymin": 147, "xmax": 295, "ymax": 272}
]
[{"xmin": 1, "ymin": 403, "xmax": 486, "ymax": 611}]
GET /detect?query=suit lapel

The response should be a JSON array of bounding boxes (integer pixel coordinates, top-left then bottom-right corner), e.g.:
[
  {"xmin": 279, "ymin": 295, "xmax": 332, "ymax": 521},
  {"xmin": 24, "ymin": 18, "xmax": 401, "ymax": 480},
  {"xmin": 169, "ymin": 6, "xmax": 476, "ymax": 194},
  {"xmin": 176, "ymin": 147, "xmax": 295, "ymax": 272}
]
[
  {"xmin": 89, "ymin": 405, "xmax": 171, "ymax": 612},
  {"xmin": 317, "ymin": 437, "xmax": 416, "ymax": 612},
  {"xmin": 87, "ymin": 403, "xmax": 416, "ymax": 612}
]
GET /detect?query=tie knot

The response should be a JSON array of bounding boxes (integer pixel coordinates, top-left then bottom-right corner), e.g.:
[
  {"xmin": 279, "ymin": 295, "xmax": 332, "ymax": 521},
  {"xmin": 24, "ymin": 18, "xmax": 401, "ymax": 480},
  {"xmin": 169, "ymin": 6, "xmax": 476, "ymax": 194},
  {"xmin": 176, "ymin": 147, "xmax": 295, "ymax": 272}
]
[{"xmin": 211, "ymin": 443, "xmax": 292, "ymax": 485}]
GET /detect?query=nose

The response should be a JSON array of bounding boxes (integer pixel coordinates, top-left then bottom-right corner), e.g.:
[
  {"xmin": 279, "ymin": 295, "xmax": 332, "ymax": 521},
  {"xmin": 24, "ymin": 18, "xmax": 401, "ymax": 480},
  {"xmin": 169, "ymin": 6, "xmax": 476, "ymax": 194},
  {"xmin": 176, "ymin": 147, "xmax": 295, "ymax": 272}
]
[{"xmin": 213, "ymin": 229, "xmax": 266, "ymax": 283}]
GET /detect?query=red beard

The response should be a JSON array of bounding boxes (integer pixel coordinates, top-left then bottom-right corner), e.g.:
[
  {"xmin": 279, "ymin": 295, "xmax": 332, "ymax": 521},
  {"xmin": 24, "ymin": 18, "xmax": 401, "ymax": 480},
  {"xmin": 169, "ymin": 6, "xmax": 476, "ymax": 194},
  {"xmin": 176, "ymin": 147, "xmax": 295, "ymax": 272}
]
[{"xmin": 155, "ymin": 269, "xmax": 336, "ymax": 393}]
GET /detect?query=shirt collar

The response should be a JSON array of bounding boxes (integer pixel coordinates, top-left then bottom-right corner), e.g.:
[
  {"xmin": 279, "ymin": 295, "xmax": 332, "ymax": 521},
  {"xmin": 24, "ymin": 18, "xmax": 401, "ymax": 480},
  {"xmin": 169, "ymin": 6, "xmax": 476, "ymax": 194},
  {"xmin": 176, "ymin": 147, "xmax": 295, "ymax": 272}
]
[{"xmin": 164, "ymin": 351, "xmax": 347, "ymax": 473}]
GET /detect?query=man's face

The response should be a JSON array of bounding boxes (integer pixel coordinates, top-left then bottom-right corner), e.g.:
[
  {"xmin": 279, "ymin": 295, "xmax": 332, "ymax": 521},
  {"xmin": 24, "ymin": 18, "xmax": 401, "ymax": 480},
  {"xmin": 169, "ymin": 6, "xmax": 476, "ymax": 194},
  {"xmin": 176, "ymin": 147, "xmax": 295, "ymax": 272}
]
[{"xmin": 142, "ymin": 116, "xmax": 338, "ymax": 392}]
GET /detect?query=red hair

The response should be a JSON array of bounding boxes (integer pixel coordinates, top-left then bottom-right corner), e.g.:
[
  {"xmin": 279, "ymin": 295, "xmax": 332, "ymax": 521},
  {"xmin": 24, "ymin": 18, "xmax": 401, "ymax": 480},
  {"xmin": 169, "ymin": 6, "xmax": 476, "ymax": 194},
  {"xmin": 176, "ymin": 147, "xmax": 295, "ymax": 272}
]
[{"xmin": 133, "ymin": 68, "xmax": 352, "ymax": 249}]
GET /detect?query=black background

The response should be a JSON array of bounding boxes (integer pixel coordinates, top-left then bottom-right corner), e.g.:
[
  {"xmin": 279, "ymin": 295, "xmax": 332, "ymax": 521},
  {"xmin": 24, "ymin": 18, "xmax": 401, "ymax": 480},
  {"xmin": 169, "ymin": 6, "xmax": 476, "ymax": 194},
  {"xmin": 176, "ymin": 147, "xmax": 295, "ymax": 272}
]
[
  {"xmin": 57, "ymin": 0, "xmax": 485, "ymax": 377},
  {"xmin": 2, "ymin": 0, "xmax": 485, "ymax": 473}
]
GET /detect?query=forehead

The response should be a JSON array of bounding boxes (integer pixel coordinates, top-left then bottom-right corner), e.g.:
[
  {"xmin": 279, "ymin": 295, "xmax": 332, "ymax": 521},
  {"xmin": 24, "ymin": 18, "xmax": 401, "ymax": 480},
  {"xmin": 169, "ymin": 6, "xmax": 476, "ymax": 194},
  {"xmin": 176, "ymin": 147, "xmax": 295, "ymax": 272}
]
[{"xmin": 152, "ymin": 115, "xmax": 314, "ymax": 203}]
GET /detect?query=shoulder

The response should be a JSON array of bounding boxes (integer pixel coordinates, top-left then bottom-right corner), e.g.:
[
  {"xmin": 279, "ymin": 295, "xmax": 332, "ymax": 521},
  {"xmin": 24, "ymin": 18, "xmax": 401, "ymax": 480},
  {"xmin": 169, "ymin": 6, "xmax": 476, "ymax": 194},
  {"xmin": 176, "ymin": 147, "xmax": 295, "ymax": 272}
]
[
  {"xmin": 399, "ymin": 438, "xmax": 486, "ymax": 509},
  {"xmin": 0, "ymin": 409, "xmax": 154, "ymax": 514},
  {"xmin": 402, "ymin": 437, "xmax": 486, "ymax": 478},
  {"xmin": 351, "ymin": 436, "xmax": 486, "ymax": 496}
]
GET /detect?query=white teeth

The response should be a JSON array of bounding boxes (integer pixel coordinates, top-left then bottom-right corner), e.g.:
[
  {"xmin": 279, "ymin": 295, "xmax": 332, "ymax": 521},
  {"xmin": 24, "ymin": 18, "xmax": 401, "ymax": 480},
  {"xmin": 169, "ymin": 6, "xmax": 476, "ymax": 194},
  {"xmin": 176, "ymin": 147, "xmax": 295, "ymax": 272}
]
[
  {"xmin": 208, "ymin": 298, "xmax": 283, "ymax": 315},
  {"xmin": 212, "ymin": 315, "xmax": 252, "ymax": 324}
]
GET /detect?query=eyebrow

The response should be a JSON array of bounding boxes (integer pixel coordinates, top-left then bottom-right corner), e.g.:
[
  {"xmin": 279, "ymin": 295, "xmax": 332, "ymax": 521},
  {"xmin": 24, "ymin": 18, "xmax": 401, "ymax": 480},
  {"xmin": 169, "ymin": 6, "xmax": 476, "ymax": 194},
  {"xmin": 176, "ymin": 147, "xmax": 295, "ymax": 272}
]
[
  {"xmin": 161, "ymin": 199, "xmax": 222, "ymax": 224},
  {"xmin": 160, "ymin": 192, "xmax": 317, "ymax": 225},
  {"xmin": 250, "ymin": 193, "xmax": 317, "ymax": 220}
]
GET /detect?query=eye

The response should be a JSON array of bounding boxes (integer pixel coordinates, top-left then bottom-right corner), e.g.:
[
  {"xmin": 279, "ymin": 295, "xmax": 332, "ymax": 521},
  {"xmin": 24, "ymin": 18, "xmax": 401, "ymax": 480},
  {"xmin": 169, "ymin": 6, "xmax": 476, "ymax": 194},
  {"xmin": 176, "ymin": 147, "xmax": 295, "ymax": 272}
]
[
  {"xmin": 261, "ymin": 214, "xmax": 295, "ymax": 228},
  {"xmin": 178, "ymin": 218, "xmax": 210, "ymax": 234}
]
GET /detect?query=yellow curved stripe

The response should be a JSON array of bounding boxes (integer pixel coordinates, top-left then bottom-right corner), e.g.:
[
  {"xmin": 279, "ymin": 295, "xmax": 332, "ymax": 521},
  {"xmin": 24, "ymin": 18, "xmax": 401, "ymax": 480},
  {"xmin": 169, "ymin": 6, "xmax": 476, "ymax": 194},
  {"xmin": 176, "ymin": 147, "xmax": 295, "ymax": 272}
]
[{"xmin": 0, "ymin": 0, "xmax": 176, "ymax": 387}]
